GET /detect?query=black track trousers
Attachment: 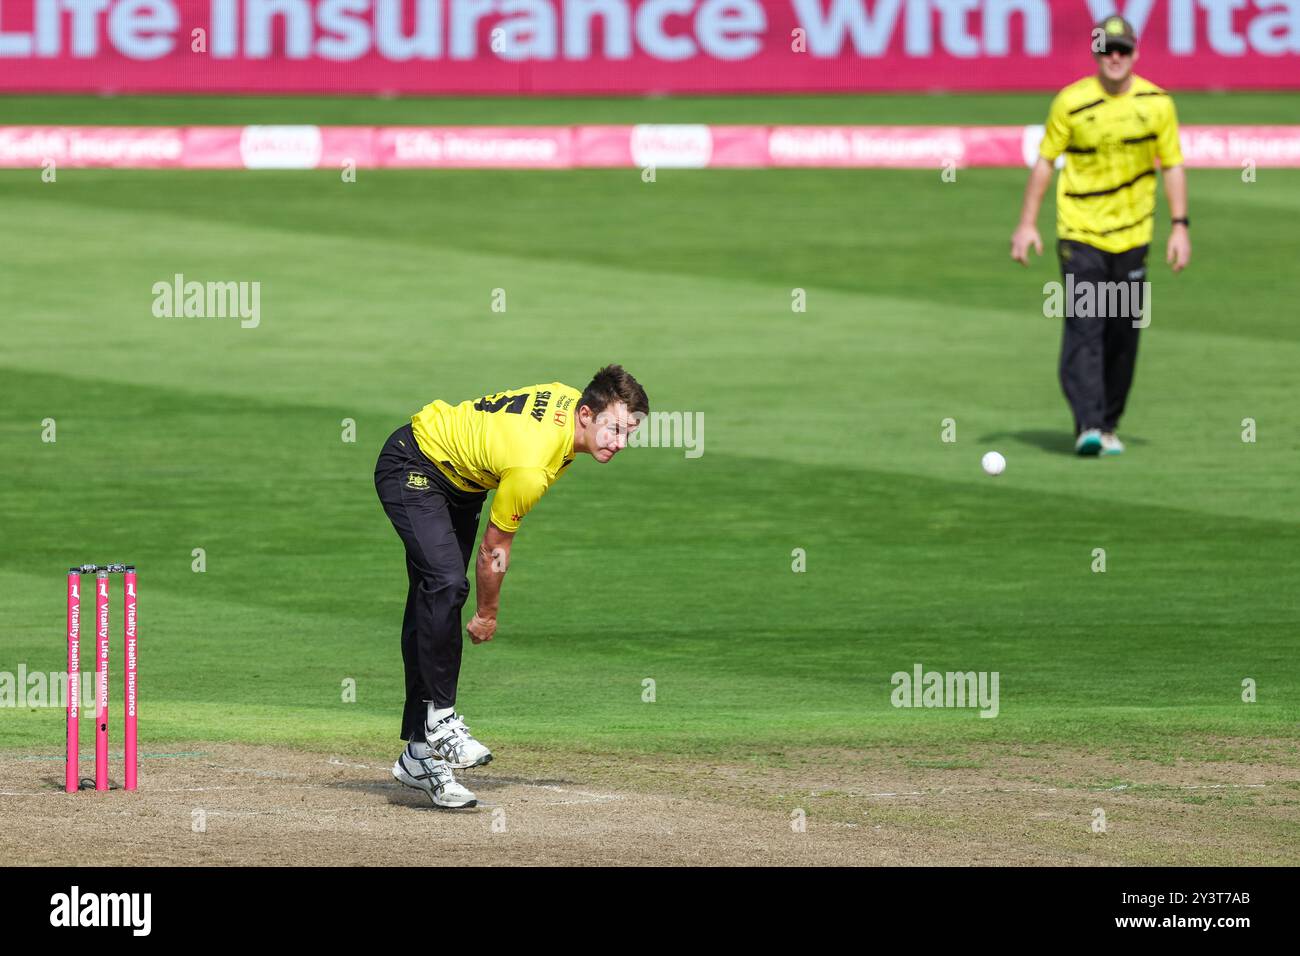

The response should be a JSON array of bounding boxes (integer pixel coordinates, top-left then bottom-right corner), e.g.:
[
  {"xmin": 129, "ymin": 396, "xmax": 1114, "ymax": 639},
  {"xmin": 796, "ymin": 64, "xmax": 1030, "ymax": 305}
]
[
  {"xmin": 374, "ymin": 423, "xmax": 486, "ymax": 741},
  {"xmin": 1057, "ymin": 240, "xmax": 1149, "ymax": 435}
]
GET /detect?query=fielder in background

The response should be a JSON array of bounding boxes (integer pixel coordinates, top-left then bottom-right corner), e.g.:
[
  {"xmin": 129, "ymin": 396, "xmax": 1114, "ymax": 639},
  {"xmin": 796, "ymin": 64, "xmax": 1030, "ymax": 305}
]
[
  {"xmin": 374, "ymin": 365, "xmax": 648, "ymax": 807},
  {"xmin": 1010, "ymin": 14, "xmax": 1191, "ymax": 457}
]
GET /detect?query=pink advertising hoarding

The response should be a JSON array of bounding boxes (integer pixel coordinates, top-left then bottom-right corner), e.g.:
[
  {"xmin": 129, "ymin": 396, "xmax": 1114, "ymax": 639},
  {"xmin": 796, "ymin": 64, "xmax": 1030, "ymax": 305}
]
[
  {"xmin": 4, "ymin": 124, "xmax": 1299, "ymax": 168},
  {"xmin": 0, "ymin": 1, "xmax": 1296, "ymax": 95}
]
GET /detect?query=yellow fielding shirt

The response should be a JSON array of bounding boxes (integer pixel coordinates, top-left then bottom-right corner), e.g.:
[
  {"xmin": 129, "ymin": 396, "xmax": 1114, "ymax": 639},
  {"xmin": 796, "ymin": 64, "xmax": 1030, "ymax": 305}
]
[
  {"xmin": 410, "ymin": 383, "xmax": 580, "ymax": 533},
  {"xmin": 1039, "ymin": 74, "xmax": 1183, "ymax": 254}
]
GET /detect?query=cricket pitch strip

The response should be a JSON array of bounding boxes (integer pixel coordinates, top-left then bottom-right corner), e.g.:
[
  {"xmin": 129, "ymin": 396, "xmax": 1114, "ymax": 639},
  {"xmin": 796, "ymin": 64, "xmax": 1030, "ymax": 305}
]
[{"xmin": 2, "ymin": 740, "xmax": 1296, "ymax": 866}]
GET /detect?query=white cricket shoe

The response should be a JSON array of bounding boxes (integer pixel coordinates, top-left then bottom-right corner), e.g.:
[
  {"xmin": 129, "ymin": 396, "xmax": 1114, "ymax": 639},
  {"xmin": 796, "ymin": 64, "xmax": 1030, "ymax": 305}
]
[
  {"xmin": 392, "ymin": 747, "xmax": 477, "ymax": 809},
  {"xmin": 1100, "ymin": 432, "xmax": 1125, "ymax": 456},
  {"xmin": 423, "ymin": 713, "xmax": 493, "ymax": 769},
  {"xmin": 1075, "ymin": 428, "xmax": 1103, "ymax": 456}
]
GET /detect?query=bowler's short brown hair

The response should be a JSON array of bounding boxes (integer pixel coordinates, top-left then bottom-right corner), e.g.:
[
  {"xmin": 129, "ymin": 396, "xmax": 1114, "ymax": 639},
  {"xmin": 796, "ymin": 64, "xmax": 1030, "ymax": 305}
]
[{"xmin": 580, "ymin": 365, "xmax": 649, "ymax": 418}]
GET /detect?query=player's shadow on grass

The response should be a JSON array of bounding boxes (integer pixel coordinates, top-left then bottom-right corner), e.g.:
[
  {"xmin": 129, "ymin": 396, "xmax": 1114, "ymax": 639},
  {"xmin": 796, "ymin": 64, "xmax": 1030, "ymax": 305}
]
[{"xmin": 980, "ymin": 430, "xmax": 1149, "ymax": 456}]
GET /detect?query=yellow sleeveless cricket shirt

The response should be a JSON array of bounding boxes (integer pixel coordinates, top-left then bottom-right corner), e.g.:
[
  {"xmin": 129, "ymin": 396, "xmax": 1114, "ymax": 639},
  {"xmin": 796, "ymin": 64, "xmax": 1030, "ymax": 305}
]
[
  {"xmin": 411, "ymin": 383, "xmax": 580, "ymax": 532},
  {"xmin": 1039, "ymin": 74, "xmax": 1183, "ymax": 254}
]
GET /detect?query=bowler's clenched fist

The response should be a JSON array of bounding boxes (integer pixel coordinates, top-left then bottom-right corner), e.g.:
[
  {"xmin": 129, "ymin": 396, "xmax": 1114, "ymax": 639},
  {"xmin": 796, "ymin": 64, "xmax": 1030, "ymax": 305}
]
[{"xmin": 467, "ymin": 613, "xmax": 496, "ymax": 644}]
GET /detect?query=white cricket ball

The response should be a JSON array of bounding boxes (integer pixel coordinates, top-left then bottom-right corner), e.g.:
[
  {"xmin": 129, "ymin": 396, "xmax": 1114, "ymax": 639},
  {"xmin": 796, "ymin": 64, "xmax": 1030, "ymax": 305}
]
[{"xmin": 981, "ymin": 451, "xmax": 1006, "ymax": 476}]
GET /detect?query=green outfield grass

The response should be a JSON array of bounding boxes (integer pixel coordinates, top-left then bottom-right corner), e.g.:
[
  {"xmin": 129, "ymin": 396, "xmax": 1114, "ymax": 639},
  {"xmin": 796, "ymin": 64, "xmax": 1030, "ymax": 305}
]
[{"xmin": 1, "ymin": 94, "xmax": 1297, "ymax": 765}]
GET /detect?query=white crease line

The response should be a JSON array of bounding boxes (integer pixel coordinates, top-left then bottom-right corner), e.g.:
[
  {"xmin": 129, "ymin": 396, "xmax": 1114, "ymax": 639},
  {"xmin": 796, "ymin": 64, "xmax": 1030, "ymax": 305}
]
[
  {"xmin": 327, "ymin": 758, "xmax": 374, "ymax": 770},
  {"xmin": 858, "ymin": 782, "xmax": 1276, "ymax": 798},
  {"xmin": 0, "ymin": 785, "xmax": 300, "ymax": 797},
  {"xmin": 476, "ymin": 777, "xmax": 624, "ymax": 801},
  {"xmin": 328, "ymin": 760, "xmax": 625, "ymax": 803},
  {"xmin": 519, "ymin": 783, "xmax": 621, "ymax": 802},
  {"xmin": 209, "ymin": 764, "xmax": 306, "ymax": 780},
  {"xmin": 541, "ymin": 796, "xmax": 624, "ymax": 806},
  {"xmin": 204, "ymin": 806, "xmax": 377, "ymax": 818},
  {"xmin": 3, "ymin": 781, "xmax": 406, "ymax": 799},
  {"xmin": 1149, "ymin": 783, "xmax": 1268, "ymax": 791},
  {"xmin": 863, "ymin": 791, "xmax": 927, "ymax": 798},
  {"xmin": 166, "ymin": 785, "xmax": 325, "ymax": 793}
]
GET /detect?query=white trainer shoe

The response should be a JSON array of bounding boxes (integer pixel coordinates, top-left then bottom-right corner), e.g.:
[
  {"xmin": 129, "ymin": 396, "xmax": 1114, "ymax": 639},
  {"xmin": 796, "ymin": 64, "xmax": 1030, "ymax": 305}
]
[
  {"xmin": 423, "ymin": 713, "xmax": 493, "ymax": 769},
  {"xmin": 1100, "ymin": 432, "xmax": 1125, "ymax": 456},
  {"xmin": 392, "ymin": 747, "xmax": 477, "ymax": 809},
  {"xmin": 1075, "ymin": 428, "xmax": 1103, "ymax": 456}
]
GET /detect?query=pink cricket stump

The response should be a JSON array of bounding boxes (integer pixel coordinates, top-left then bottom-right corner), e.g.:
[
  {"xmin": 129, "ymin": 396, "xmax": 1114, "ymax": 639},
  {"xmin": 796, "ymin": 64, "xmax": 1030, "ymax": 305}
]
[
  {"xmin": 95, "ymin": 570, "xmax": 110, "ymax": 791},
  {"xmin": 123, "ymin": 567, "xmax": 138, "ymax": 791},
  {"xmin": 65, "ymin": 571, "xmax": 81, "ymax": 793}
]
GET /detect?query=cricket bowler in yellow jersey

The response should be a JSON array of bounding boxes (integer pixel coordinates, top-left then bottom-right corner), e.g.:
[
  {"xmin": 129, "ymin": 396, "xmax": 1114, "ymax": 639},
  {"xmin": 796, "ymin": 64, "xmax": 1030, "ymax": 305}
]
[
  {"xmin": 1011, "ymin": 15, "xmax": 1191, "ymax": 458},
  {"xmin": 374, "ymin": 365, "xmax": 649, "ymax": 807}
]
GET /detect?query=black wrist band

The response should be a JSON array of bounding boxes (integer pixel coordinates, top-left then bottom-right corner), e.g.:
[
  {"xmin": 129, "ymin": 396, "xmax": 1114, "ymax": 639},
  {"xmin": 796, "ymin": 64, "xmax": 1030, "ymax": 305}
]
[{"xmin": 1171, "ymin": 217, "xmax": 1190, "ymax": 227}]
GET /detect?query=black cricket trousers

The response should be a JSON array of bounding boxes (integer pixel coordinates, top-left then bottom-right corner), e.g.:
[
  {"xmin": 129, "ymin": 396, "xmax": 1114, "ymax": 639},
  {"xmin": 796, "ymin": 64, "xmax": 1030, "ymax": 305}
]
[
  {"xmin": 374, "ymin": 423, "xmax": 486, "ymax": 741},
  {"xmin": 1057, "ymin": 240, "xmax": 1149, "ymax": 435}
]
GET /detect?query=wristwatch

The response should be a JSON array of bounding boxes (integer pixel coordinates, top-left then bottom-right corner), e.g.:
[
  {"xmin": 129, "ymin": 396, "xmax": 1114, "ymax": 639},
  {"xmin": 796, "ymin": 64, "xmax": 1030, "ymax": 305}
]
[{"xmin": 1171, "ymin": 217, "xmax": 1190, "ymax": 227}]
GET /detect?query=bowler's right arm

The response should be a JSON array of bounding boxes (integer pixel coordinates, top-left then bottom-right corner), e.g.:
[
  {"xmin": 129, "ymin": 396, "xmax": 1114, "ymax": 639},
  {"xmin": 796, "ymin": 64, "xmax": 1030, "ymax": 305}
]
[
  {"xmin": 1011, "ymin": 157, "xmax": 1054, "ymax": 265},
  {"xmin": 469, "ymin": 522, "xmax": 513, "ymax": 644},
  {"xmin": 1012, "ymin": 92, "xmax": 1070, "ymax": 265}
]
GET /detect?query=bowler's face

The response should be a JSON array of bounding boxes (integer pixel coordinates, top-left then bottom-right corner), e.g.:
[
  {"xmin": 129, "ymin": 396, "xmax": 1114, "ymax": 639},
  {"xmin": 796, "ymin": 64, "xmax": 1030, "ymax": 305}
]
[
  {"xmin": 587, "ymin": 402, "xmax": 637, "ymax": 463},
  {"xmin": 1095, "ymin": 47, "xmax": 1136, "ymax": 84}
]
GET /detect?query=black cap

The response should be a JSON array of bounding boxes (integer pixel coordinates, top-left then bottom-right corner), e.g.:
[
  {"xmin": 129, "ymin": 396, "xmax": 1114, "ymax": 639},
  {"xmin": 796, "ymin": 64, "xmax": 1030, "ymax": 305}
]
[{"xmin": 1093, "ymin": 15, "xmax": 1137, "ymax": 53}]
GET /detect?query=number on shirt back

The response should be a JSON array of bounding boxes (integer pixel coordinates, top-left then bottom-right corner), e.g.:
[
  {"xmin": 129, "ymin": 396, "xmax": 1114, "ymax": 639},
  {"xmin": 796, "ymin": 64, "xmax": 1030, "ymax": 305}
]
[{"xmin": 474, "ymin": 392, "xmax": 528, "ymax": 414}]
